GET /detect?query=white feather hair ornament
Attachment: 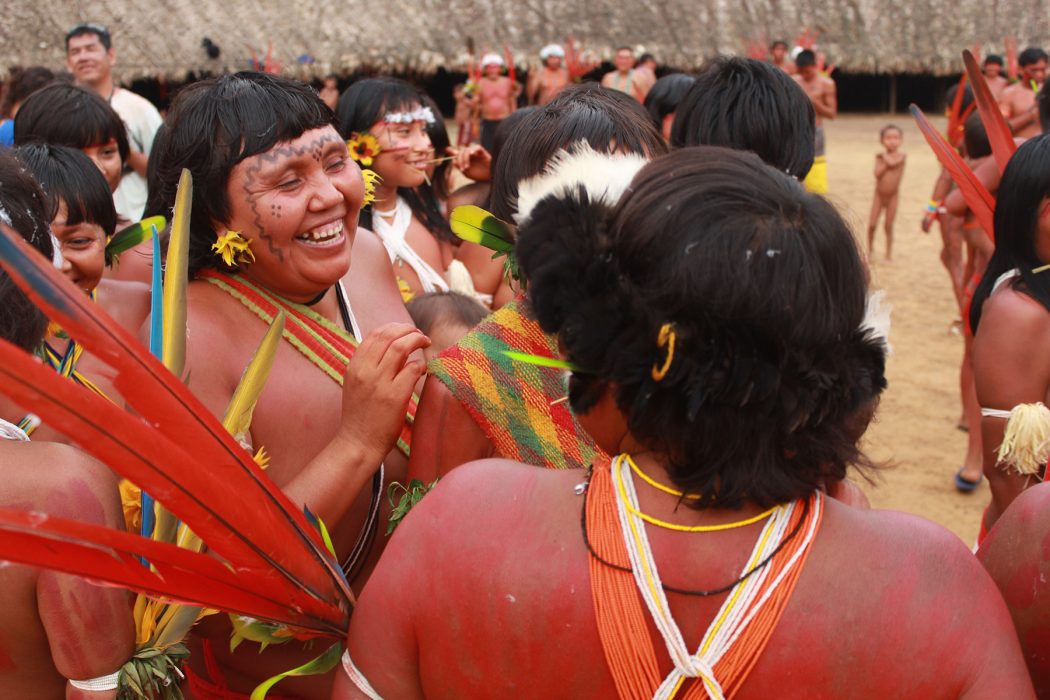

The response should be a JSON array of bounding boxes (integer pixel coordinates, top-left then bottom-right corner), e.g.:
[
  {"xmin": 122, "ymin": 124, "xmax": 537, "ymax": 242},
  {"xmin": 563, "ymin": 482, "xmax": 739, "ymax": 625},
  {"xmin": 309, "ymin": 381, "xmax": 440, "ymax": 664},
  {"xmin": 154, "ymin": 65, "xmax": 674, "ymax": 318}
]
[{"xmin": 514, "ymin": 142, "xmax": 649, "ymax": 227}]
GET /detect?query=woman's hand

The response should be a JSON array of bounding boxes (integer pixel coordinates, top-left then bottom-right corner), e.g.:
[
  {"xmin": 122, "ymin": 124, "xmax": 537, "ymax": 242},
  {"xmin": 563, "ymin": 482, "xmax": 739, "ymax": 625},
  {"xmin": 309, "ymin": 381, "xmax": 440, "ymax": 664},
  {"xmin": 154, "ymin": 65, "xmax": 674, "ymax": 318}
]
[
  {"xmin": 337, "ymin": 323, "xmax": 430, "ymax": 462},
  {"xmin": 449, "ymin": 145, "xmax": 492, "ymax": 183}
]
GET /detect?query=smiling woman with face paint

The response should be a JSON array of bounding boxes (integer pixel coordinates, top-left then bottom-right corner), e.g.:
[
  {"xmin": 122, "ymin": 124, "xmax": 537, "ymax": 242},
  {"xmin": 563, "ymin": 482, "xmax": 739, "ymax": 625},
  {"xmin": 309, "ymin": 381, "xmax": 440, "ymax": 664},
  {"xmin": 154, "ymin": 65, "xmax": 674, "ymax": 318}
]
[
  {"xmin": 337, "ymin": 78, "xmax": 484, "ymax": 304},
  {"xmin": 149, "ymin": 72, "xmax": 427, "ymax": 699}
]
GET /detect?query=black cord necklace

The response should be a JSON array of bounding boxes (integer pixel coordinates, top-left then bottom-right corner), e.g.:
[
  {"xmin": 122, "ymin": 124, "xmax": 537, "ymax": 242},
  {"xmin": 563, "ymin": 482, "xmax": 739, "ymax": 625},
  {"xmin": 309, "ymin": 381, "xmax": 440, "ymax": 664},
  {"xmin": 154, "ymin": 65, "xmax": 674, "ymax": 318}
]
[{"xmin": 579, "ymin": 470, "xmax": 808, "ymax": 597}]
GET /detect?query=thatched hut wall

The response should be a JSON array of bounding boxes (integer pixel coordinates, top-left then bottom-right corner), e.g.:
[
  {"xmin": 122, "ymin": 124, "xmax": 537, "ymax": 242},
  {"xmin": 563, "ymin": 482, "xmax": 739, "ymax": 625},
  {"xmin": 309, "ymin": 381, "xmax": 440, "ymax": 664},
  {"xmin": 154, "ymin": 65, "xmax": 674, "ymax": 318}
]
[{"xmin": 3, "ymin": 0, "xmax": 1049, "ymax": 80}]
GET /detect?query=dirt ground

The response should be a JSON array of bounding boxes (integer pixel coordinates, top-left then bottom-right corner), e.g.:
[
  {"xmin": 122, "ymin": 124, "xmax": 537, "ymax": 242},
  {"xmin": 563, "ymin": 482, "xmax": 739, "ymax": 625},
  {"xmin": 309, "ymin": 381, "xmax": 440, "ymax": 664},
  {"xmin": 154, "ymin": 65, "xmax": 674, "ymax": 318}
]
[{"xmin": 822, "ymin": 114, "xmax": 984, "ymax": 545}]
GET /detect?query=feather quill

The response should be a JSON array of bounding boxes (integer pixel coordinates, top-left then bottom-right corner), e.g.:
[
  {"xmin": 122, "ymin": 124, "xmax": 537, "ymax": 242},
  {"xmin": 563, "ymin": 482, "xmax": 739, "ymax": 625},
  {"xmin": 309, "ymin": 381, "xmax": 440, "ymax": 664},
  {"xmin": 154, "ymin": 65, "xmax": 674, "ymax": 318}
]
[
  {"xmin": 962, "ymin": 50, "xmax": 1016, "ymax": 174},
  {"xmin": 449, "ymin": 205, "xmax": 514, "ymax": 253},
  {"xmin": 0, "ymin": 508, "xmax": 345, "ymax": 636},
  {"xmin": 910, "ymin": 105, "xmax": 995, "ymax": 238},
  {"xmin": 107, "ymin": 215, "xmax": 166, "ymax": 258}
]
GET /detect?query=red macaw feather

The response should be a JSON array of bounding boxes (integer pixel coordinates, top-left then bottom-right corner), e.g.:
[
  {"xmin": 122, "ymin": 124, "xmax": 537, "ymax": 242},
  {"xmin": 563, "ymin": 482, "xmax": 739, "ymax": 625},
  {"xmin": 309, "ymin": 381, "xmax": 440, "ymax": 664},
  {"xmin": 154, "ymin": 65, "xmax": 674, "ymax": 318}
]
[
  {"xmin": 0, "ymin": 225, "xmax": 353, "ymax": 605},
  {"xmin": 1005, "ymin": 36, "xmax": 1019, "ymax": 82},
  {"xmin": 0, "ymin": 333, "xmax": 337, "ymax": 606},
  {"xmin": 963, "ymin": 49, "xmax": 1016, "ymax": 173},
  {"xmin": 910, "ymin": 105, "xmax": 995, "ymax": 239},
  {"xmin": 946, "ymin": 72, "xmax": 968, "ymax": 145},
  {"xmin": 0, "ymin": 508, "xmax": 345, "ymax": 637}
]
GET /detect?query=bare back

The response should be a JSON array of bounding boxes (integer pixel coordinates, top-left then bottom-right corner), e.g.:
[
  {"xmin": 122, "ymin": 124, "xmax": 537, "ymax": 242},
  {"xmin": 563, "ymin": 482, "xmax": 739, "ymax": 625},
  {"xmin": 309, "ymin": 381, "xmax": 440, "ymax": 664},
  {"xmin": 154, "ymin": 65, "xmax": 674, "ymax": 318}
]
[
  {"xmin": 341, "ymin": 460, "xmax": 1031, "ymax": 698},
  {"xmin": 0, "ymin": 442, "xmax": 134, "ymax": 699}
]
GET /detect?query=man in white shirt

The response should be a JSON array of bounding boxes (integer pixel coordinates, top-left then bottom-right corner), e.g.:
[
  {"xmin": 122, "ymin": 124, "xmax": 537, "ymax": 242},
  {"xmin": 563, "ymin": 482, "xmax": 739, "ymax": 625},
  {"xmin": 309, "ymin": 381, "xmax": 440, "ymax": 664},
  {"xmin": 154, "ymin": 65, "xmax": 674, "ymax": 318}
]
[{"xmin": 66, "ymin": 23, "xmax": 162, "ymax": 221}]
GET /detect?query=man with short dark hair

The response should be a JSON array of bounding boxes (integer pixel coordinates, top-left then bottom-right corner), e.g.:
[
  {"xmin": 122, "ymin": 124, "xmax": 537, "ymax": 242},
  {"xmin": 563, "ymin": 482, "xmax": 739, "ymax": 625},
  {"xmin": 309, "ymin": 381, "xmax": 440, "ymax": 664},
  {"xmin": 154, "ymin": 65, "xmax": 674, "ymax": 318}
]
[
  {"xmin": 982, "ymin": 54, "xmax": 1009, "ymax": 98},
  {"xmin": 793, "ymin": 49, "xmax": 836, "ymax": 193},
  {"xmin": 601, "ymin": 46, "xmax": 654, "ymax": 103},
  {"xmin": 65, "ymin": 23, "xmax": 162, "ymax": 221},
  {"xmin": 770, "ymin": 40, "xmax": 795, "ymax": 74},
  {"xmin": 998, "ymin": 46, "xmax": 1047, "ymax": 139}
]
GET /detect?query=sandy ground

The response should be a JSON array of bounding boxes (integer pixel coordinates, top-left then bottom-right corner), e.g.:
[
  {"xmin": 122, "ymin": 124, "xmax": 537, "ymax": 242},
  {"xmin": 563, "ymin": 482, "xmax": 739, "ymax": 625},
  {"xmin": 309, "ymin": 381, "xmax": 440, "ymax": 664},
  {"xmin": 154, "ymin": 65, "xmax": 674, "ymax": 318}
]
[{"xmin": 822, "ymin": 114, "xmax": 984, "ymax": 544}]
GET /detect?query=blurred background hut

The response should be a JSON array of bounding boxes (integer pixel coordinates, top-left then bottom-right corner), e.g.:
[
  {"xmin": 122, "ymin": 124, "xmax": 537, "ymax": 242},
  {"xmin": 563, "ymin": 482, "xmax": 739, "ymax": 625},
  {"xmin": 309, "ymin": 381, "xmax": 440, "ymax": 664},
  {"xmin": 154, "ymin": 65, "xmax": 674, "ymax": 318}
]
[{"xmin": 2, "ymin": 0, "xmax": 1049, "ymax": 112}]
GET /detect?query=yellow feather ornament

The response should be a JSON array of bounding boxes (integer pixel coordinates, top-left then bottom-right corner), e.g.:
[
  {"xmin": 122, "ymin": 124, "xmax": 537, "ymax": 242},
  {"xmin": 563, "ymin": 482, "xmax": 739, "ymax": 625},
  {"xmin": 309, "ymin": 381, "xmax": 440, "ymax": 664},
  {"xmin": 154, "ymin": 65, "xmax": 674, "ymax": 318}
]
[{"xmin": 996, "ymin": 402, "xmax": 1050, "ymax": 476}]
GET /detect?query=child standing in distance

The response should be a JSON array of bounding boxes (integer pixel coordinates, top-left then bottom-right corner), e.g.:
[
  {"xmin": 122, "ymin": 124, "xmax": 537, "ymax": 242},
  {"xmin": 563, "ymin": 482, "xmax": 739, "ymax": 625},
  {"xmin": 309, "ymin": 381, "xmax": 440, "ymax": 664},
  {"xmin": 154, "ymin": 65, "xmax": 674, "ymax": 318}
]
[{"xmin": 868, "ymin": 124, "xmax": 906, "ymax": 261}]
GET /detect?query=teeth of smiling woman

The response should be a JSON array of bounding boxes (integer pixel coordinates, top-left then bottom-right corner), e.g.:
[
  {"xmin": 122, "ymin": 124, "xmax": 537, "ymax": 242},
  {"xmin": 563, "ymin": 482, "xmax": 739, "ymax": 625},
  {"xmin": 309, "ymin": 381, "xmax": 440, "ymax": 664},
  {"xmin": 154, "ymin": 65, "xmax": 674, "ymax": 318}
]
[{"xmin": 297, "ymin": 222, "xmax": 343, "ymax": 243}]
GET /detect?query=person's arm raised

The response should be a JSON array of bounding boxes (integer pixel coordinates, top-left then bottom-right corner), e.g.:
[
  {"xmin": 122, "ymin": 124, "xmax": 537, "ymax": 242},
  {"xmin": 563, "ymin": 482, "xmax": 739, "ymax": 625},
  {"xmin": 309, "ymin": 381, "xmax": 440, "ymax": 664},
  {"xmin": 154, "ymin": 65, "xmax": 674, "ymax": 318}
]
[{"xmin": 284, "ymin": 324, "xmax": 428, "ymax": 524}]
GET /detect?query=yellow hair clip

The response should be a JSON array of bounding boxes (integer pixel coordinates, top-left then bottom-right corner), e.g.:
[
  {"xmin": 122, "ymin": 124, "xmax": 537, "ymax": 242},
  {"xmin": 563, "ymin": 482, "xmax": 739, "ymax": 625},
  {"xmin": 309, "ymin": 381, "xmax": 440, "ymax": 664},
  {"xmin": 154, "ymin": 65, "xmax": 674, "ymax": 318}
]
[
  {"xmin": 212, "ymin": 230, "xmax": 255, "ymax": 267},
  {"xmin": 651, "ymin": 322, "xmax": 676, "ymax": 382}
]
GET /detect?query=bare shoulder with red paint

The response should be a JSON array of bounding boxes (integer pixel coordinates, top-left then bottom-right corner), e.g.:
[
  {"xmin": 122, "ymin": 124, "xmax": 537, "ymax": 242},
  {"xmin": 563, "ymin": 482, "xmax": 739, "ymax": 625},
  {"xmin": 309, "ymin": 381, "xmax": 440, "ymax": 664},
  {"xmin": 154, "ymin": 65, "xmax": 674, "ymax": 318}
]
[
  {"xmin": 744, "ymin": 501, "xmax": 1033, "ymax": 698},
  {"xmin": 979, "ymin": 482, "xmax": 1050, "ymax": 695},
  {"xmin": 0, "ymin": 442, "xmax": 135, "ymax": 698},
  {"xmin": 405, "ymin": 375, "xmax": 497, "ymax": 483},
  {"xmin": 342, "ymin": 460, "xmax": 603, "ymax": 699}
]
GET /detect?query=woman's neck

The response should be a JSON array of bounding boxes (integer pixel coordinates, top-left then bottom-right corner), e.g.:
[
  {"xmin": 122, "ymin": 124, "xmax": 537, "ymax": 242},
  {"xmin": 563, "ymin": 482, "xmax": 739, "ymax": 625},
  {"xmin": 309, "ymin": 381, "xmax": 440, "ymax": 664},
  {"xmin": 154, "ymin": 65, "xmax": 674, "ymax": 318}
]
[{"xmin": 371, "ymin": 182, "xmax": 400, "ymax": 213}]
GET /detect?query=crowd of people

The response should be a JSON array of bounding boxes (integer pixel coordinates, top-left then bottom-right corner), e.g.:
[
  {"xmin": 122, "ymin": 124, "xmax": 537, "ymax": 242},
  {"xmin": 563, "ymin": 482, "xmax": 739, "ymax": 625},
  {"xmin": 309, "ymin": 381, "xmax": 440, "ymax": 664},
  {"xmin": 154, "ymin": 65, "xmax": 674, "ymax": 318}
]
[{"xmin": 0, "ymin": 21, "xmax": 1049, "ymax": 699}]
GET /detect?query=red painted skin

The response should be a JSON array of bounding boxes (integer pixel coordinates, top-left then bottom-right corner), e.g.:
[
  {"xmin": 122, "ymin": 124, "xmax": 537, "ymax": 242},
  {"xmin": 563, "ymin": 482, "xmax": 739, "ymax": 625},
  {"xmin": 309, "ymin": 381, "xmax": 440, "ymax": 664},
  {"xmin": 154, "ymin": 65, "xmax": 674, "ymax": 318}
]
[
  {"xmin": 979, "ymin": 481, "xmax": 1050, "ymax": 694},
  {"xmin": 173, "ymin": 126, "xmax": 428, "ymax": 699},
  {"xmin": 336, "ymin": 457, "xmax": 1032, "ymax": 699},
  {"xmin": 0, "ymin": 441, "xmax": 135, "ymax": 700},
  {"xmin": 406, "ymin": 375, "xmax": 496, "ymax": 484}
]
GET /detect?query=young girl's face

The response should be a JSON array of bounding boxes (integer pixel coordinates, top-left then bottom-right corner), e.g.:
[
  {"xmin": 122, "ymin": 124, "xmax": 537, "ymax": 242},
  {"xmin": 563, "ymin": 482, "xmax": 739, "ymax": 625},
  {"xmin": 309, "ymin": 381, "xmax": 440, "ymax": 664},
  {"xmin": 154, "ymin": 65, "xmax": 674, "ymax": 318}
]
[
  {"xmin": 369, "ymin": 105, "xmax": 432, "ymax": 191},
  {"xmin": 81, "ymin": 138, "xmax": 123, "ymax": 192},
  {"xmin": 51, "ymin": 197, "xmax": 106, "ymax": 292}
]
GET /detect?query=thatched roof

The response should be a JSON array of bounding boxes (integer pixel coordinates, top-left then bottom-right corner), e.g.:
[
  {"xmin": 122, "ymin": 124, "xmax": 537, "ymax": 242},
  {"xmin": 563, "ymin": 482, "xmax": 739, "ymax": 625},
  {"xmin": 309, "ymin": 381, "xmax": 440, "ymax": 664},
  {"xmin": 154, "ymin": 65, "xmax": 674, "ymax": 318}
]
[{"xmin": 3, "ymin": 0, "xmax": 1049, "ymax": 80}]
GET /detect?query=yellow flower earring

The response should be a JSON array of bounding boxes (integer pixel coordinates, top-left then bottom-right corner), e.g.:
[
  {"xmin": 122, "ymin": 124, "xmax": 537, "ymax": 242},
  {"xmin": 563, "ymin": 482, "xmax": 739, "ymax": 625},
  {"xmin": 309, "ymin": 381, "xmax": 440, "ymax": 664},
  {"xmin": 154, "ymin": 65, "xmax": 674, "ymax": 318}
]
[
  {"xmin": 212, "ymin": 230, "xmax": 255, "ymax": 267},
  {"xmin": 361, "ymin": 169, "xmax": 381, "ymax": 207}
]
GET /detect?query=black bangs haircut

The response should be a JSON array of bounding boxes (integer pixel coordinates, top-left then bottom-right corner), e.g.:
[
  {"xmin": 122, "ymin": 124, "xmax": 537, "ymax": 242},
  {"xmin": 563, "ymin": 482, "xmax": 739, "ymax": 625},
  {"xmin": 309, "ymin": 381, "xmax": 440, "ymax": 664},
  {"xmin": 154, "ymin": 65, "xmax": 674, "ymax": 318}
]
[
  {"xmin": 335, "ymin": 77, "xmax": 430, "ymax": 233},
  {"xmin": 153, "ymin": 72, "xmax": 334, "ymax": 276},
  {"xmin": 971, "ymin": 134, "xmax": 1050, "ymax": 332},
  {"xmin": 0, "ymin": 152, "xmax": 54, "ymax": 351},
  {"xmin": 489, "ymin": 83, "xmax": 667, "ymax": 223},
  {"xmin": 335, "ymin": 76, "xmax": 424, "ymax": 140},
  {"xmin": 1019, "ymin": 47, "xmax": 1049, "ymax": 67},
  {"xmin": 643, "ymin": 73, "xmax": 696, "ymax": 132},
  {"xmin": 14, "ymin": 83, "xmax": 130, "ymax": 164},
  {"xmin": 518, "ymin": 147, "xmax": 885, "ymax": 509},
  {"xmin": 671, "ymin": 56, "xmax": 815, "ymax": 179},
  {"xmin": 15, "ymin": 143, "xmax": 117, "ymax": 255}
]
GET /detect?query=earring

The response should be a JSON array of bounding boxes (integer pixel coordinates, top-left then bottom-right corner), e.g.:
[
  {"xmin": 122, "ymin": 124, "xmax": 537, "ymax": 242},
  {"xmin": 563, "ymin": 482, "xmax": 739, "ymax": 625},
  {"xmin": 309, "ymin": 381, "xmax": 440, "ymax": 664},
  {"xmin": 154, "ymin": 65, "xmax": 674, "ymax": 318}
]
[
  {"xmin": 651, "ymin": 323, "xmax": 677, "ymax": 382},
  {"xmin": 212, "ymin": 230, "xmax": 255, "ymax": 267}
]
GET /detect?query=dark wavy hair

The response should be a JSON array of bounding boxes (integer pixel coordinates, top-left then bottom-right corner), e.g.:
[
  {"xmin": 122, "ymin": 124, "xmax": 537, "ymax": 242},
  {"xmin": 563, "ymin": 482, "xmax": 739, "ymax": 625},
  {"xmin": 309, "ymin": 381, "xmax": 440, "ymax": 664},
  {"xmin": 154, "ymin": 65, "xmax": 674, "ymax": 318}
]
[
  {"xmin": 517, "ymin": 147, "xmax": 886, "ymax": 509},
  {"xmin": 489, "ymin": 83, "xmax": 666, "ymax": 223},
  {"xmin": 153, "ymin": 72, "xmax": 334, "ymax": 277},
  {"xmin": 971, "ymin": 134, "xmax": 1050, "ymax": 332},
  {"xmin": 13, "ymin": 83, "xmax": 129, "ymax": 164},
  {"xmin": 643, "ymin": 73, "xmax": 695, "ymax": 132},
  {"xmin": 0, "ymin": 152, "xmax": 54, "ymax": 350},
  {"xmin": 671, "ymin": 56, "xmax": 815, "ymax": 179}
]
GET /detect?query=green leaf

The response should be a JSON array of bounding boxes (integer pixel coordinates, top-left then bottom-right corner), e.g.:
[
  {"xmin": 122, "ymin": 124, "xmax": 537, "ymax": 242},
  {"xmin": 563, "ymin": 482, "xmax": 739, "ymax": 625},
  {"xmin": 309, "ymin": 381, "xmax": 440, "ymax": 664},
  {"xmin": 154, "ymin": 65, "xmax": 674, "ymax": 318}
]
[
  {"xmin": 250, "ymin": 642, "xmax": 343, "ymax": 700},
  {"xmin": 386, "ymin": 478, "xmax": 439, "ymax": 535}
]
